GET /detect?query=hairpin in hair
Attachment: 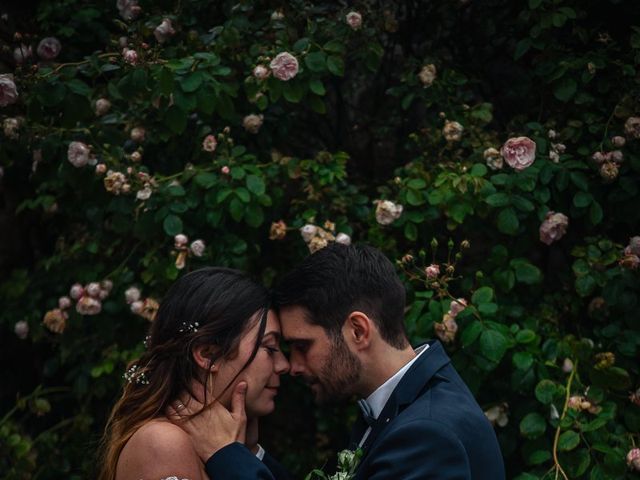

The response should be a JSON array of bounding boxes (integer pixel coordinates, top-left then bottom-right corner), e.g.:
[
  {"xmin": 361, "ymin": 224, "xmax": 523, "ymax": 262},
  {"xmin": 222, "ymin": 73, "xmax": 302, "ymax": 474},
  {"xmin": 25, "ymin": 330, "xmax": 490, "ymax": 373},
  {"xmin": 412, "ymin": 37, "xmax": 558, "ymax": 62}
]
[
  {"xmin": 178, "ymin": 321, "xmax": 199, "ymax": 334},
  {"xmin": 123, "ymin": 364, "xmax": 150, "ymax": 385}
]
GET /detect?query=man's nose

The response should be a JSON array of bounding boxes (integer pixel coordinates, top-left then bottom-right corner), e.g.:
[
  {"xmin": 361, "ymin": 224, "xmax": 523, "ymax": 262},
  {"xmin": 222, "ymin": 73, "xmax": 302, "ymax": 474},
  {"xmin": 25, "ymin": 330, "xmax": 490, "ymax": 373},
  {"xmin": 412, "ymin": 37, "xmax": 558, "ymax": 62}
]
[{"xmin": 288, "ymin": 352, "xmax": 305, "ymax": 377}]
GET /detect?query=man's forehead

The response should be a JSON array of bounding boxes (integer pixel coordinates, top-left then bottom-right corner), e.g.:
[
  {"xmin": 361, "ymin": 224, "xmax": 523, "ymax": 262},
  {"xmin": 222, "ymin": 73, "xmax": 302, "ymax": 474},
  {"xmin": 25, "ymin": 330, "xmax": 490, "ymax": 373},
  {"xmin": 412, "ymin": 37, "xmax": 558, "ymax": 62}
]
[{"xmin": 279, "ymin": 306, "xmax": 321, "ymax": 339}]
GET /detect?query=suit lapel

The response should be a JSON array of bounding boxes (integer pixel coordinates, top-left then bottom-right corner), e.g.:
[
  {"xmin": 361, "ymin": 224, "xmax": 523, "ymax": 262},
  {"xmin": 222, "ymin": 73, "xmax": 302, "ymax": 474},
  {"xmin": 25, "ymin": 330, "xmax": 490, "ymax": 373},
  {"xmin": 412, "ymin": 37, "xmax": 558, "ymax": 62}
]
[{"xmin": 354, "ymin": 341, "xmax": 452, "ymax": 465}]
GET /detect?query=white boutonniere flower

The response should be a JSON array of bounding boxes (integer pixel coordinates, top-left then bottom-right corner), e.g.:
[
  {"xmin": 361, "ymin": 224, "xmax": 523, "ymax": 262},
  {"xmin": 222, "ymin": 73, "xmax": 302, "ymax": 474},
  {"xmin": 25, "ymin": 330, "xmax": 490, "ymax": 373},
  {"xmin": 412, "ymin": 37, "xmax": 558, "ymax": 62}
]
[{"xmin": 306, "ymin": 449, "xmax": 363, "ymax": 480}]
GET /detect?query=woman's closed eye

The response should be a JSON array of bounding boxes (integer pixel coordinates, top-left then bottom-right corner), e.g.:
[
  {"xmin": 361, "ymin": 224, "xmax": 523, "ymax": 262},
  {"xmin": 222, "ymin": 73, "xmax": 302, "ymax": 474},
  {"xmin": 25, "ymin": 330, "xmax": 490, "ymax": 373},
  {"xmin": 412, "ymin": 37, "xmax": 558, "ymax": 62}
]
[{"xmin": 263, "ymin": 345, "xmax": 280, "ymax": 355}]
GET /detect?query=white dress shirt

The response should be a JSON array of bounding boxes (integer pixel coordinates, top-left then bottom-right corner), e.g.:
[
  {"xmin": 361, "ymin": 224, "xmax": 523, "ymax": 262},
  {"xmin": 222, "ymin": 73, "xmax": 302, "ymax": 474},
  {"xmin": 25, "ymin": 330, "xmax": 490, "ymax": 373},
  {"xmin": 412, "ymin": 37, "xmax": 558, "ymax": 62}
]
[{"xmin": 358, "ymin": 344, "xmax": 429, "ymax": 446}]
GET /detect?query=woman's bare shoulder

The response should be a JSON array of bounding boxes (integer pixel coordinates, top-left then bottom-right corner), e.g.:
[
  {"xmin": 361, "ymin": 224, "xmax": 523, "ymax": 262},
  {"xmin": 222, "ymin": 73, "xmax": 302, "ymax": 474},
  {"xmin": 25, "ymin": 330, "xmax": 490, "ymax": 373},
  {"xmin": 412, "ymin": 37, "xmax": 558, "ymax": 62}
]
[{"xmin": 116, "ymin": 418, "xmax": 203, "ymax": 480}]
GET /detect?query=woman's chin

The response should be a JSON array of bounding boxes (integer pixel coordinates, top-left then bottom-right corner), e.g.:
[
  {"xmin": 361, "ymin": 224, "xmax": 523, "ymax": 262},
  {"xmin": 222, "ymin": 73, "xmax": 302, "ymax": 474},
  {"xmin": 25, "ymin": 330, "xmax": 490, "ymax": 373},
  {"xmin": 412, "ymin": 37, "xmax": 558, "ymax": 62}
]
[{"xmin": 246, "ymin": 400, "xmax": 276, "ymax": 417}]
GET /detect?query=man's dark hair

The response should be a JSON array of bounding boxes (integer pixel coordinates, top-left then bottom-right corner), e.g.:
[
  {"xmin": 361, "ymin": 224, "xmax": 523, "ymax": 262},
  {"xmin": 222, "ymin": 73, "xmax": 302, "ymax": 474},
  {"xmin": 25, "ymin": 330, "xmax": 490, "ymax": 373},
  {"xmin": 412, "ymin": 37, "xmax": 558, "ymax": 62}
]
[{"xmin": 274, "ymin": 243, "xmax": 409, "ymax": 349}]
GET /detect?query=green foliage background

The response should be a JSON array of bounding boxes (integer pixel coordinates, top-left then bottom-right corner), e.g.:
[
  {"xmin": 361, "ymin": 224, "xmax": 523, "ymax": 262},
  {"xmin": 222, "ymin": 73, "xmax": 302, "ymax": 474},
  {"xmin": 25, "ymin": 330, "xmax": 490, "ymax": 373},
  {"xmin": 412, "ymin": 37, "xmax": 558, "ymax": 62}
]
[{"xmin": 1, "ymin": 0, "xmax": 639, "ymax": 478}]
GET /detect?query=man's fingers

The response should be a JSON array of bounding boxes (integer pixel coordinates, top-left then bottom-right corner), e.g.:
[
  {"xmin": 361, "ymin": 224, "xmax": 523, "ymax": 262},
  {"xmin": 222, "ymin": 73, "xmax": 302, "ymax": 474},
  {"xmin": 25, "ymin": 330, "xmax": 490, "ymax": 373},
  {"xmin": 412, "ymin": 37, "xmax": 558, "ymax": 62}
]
[{"xmin": 230, "ymin": 381, "xmax": 248, "ymax": 419}]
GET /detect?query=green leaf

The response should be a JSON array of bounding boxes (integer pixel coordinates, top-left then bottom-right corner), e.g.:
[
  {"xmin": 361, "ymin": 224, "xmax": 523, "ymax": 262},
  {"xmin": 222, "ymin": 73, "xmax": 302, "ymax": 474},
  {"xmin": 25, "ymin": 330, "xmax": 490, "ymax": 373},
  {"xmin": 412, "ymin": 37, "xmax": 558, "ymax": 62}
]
[
  {"xmin": 407, "ymin": 178, "xmax": 427, "ymax": 189},
  {"xmin": 235, "ymin": 187, "xmax": 251, "ymax": 203},
  {"xmin": 535, "ymin": 379, "xmax": 556, "ymax": 404},
  {"xmin": 194, "ymin": 172, "xmax": 217, "ymax": 189},
  {"xmin": 180, "ymin": 71, "xmax": 204, "ymax": 93},
  {"xmin": 516, "ymin": 329, "xmax": 537, "ymax": 344},
  {"xmin": 164, "ymin": 106, "xmax": 188, "ymax": 134},
  {"xmin": 554, "ymin": 78, "xmax": 577, "ymax": 102},
  {"xmin": 558, "ymin": 431, "xmax": 580, "ymax": 451},
  {"xmin": 511, "ymin": 195, "xmax": 535, "ymax": 212},
  {"xmin": 157, "ymin": 67, "xmax": 174, "ymax": 95},
  {"xmin": 327, "ymin": 55, "xmax": 345, "ymax": 76},
  {"xmin": 162, "ymin": 214, "xmax": 183, "ymax": 236},
  {"xmin": 309, "ymin": 78, "xmax": 326, "ymax": 96},
  {"xmin": 246, "ymin": 175, "xmax": 266, "ymax": 195},
  {"xmin": 520, "ymin": 412, "xmax": 547, "ymax": 438},
  {"xmin": 229, "ymin": 197, "xmax": 244, "ymax": 222},
  {"xmin": 589, "ymin": 201, "xmax": 603, "ymax": 225},
  {"xmin": 497, "ymin": 208, "xmax": 519, "ymax": 235},
  {"xmin": 513, "ymin": 352, "xmax": 534, "ymax": 370},
  {"xmin": 282, "ymin": 81, "xmax": 304, "ymax": 103},
  {"xmin": 305, "ymin": 52, "xmax": 326, "ymax": 72},
  {"xmin": 486, "ymin": 193, "xmax": 511, "ymax": 207},
  {"xmin": 512, "ymin": 259, "xmax": 542, "ymax": 284},
  {"xmin": 573, "ymin": 191, "xmax": 592, "ymax": 208},
  {"xmin": 406, "ymin": 189, "xmax": 424, "ymax": 206},
  {"xmin": 472, "ymin": 286, "xmax": 494, "ymax": 305},
  {"xmin": 479, "ymin": 329, "xmax": 508, "ymax": 363},
  {"xmin": 404, "ymin": 222, "xmax": 418, "ymax": 241},
  {"xmin": 244, "ymin": 204, "xmax": 264, "ymax": 227},
  {"xmin": 529, "ymin": 0, "xmax": 543, "ymax": 9},
  {"xmin": 514, "ymin": 38, "xmax": 532, "ymax": 59},
  {"xmin": 461, "ymin": 321, "xmax": 483, "ymax": 346}
]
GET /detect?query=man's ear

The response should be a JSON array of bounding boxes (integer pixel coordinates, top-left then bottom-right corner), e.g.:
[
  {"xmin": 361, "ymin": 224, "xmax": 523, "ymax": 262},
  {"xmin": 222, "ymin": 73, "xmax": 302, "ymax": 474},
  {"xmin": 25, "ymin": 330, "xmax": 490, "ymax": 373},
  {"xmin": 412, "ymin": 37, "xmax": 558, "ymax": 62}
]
[
  {"xmin": 343, "ymin": 311, "xmax": 373, "ymax": 350},
  {"xmin": 192, "ymin": 344, "xmax": 220, "ymax": 372}
]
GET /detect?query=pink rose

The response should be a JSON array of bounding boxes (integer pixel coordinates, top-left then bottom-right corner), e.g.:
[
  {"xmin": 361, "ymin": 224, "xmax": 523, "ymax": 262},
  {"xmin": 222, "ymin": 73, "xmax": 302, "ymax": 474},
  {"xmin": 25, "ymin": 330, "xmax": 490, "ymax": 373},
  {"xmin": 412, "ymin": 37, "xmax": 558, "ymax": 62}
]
[
  {"xmin": 125, "ymin": 286, "xmax": 141, "ymax": 304},
  {"xmin": 0, "ymin": 74, "xmax": 19, "ymax": 107},
  {"xmin": 335, "ymin": 233, "xmax": 351, "ymax": 245},
  {"xmin": 624, "ymin": 117, "xmax": 640, "ymax": 139},
  {"xmin": 443, "ymin": 120, "xmax": 464, "ymax": 142},
  {"xmin": 174, "ymin": 233, "xmax": 189, "ymax": 248},
  {"xmin": 270, "ymin": 52, "xmax": 299, "ymax": 81},
  {"xmin": 95, "ymin": 98, "xmax": 111, "ymax": 116},
  {"xmin": 418, "ymin": 64, "xmax": 437, "ymax": 87},
  {"xmin": 449, "ymin": 298, "xmax": 468, "ymax": 317},
  {"xmin": 221, "ymin": 165, "xmax": 230, "ymax": 175},
  {"xmin": 122, "ymin": 48, "xmax": 138, "ymax": 65},
  {"xmin": 154, "ymin": 18, "xmax": 175, "ymax": 43},
  {"xmin": 425, "ymin": 264, "xmax": 440, "ymax": 279},
  {"xmin": 627, "ymin": 449, "xmax": 640, "ymax": 471},
  {"xmin": 253, "ymin": 65, "xmax": 270, "ymax": 80},
  {"xmin": 67, "ymin": 141, "xmax": 91, "ymax": 168},
  {"xmin": 130, "ymin": 126, "xmax": 145, "ymax": 142},
  {"xmin": 13, "ymin": 45, "xmax": 33, "ymax": 64},
  {"xmin": 37, "ymin": 37, "xmax": 61, "ymax": 60},
  {"xmin": 190, "ymin": 239, "xmax": 206, "ymax": 257},
  {"xmin": 345, "ymin": 11, "xmax": 363, "ymax": 30},
  {"xmin": 611, "ymin": 135, "xmax": 626, "ymax": 148},
  {"xmin": 14, "ymin": 320, "xmax": 29, "ymax": 339},
  {"xmin": 202, "ymin": 134, "xmax": 217, "ymax": 152},
  {"xmin": 627, "ymin": 236, "xmax": 640, "ymax": 256},
  {"xmin": 434, "ymin": 313, "xmax": 458, "ymax": 343},
  {"xmin": 501, "ymin": 136, "xmax": 536, "ymax": 171},
  {"xmin": 76, "ymin": 296, "xmax": 102, "ymax": 315},
  {"xmin": 243, "ymin": 114, "xmax": 264, "ymax": 134},
  {"xmin": 375, "ymin": 200, "xmax": 403, "ymax": 225},
  {"xmin": 116, "ymin": 0, "xmax": 141, "ymax": 20},
  {"xmin": 539, "ymin": 211, "xmax": 569, "ymax": 245}
]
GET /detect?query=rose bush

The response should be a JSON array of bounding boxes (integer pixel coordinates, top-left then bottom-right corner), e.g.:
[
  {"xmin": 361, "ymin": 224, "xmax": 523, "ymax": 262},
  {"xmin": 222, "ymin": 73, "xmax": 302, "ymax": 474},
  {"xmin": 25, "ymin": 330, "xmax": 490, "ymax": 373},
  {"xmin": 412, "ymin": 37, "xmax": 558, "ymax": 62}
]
[{"xmin": 0, "ymin": 0, "xmax": 639, "ymax": 478}]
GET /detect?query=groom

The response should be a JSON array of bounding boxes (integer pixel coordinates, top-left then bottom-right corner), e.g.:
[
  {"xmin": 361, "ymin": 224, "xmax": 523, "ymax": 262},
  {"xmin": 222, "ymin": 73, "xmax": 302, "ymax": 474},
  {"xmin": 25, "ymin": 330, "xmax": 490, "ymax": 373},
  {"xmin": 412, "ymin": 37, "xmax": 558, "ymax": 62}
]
[{"xmin": 186, "ymin": 243, "xmax": 505, "ymax": 479}]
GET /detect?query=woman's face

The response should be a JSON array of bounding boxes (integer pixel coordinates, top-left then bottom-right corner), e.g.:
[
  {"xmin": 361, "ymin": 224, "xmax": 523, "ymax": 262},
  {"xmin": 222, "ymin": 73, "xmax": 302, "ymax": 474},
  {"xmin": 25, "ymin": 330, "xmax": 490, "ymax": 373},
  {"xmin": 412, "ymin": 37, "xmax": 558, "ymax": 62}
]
[{"xmin": 213, "ymin": 310, "xmax": 289, "ymax": 417}]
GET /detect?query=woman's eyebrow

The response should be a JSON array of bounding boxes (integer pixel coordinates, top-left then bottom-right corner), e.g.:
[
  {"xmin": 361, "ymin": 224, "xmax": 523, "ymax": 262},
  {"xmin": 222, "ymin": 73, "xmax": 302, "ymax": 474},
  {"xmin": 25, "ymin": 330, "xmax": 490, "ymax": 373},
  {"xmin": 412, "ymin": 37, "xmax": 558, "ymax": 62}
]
[{"xmin": 262, "ymin": 331, "xmax": 281, "ymax": 341}]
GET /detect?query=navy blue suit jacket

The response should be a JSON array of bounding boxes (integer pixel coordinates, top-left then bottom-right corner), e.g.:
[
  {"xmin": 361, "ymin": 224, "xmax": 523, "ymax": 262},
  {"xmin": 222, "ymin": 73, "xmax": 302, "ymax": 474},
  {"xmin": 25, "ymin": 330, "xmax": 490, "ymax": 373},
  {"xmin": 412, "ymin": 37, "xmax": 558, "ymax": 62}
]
[{"xmin": 205, "ymin": 340, "xmax": 504, "ymax": 479}]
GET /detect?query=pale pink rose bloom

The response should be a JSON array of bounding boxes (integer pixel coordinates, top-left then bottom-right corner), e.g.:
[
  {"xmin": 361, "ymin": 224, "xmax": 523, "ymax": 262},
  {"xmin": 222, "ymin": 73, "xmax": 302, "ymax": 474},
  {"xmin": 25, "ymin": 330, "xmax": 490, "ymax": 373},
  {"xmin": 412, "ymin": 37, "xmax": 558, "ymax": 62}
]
[
  {"xmin": 300, "ymin": 224, "xmax": 318, "ymax": 243},
  {"xmin": 14, "ymin": 320, "xmax": 29, "ymax": 339},
  {"xmin": 0, "ymin": 74, "xmax": 19, "ymax": 107},
  {"xmin": 449, "ymin": 298, "xmax": 468, "ymax": 317},
  {"xmin": 243, "ymin": 114, "xmax": 264, "ymax": 134},
  {"xmin": 611, "ymin": 135, "xmax": 626, "ymax": 148},
  {"xmin": 221, "ymin": 165, "xmax": 230, "ymax": 175},
  {"xmin": 43, "ymin": 308, "xmax": 67, "ymax": 334},
  {"xmin": 154, "ymin": 18, "xmax": 175, "ymax": 43},
  {"xmin": 202, "ymin": 134, "xmax": 217, "ymax": 152},
  {"xmin": 125, "ymin": 286, "xmax": 141, "ymax": 304},
  {"xmin": 418, "ymin": 64, "xmax": 437, "ymax": 87},
  {"xmin": 76, "ymin": 296, "xmax": 102, "ymax": 315},
  {"xmin": 101, "ymin": 279, "xmax": 113, "ymax": 292},
  {"xmin": 562, "ymin": 358, "xmax": 573, "ymax": 373},
  {"xmin": 190, "ymin": 239, "xmax": 206, "ymax": 257},
  {"xmin": 174, "ymin": 234, "xmax": 189, "ymax": 248},
  {"xmin": 58, "ymin": 296, "xmax": 72, "ymax": 310},
  {"xmin": 85, "ymin": 282, "xmax": 102, "ymax": 298},
  {"xmin": 122, "ymin": 48, "xmax": 138, "ymax": 65},
  {"xmin": 67, "ymin": 141, "xmax": 91, "ymax": 168},
  {"xmin": 483, "ymin": 147, "xmax": 503, "ymax": 170},
  {"xmin": 130, "ymin": 127, "xmax": 145, "ymax": 142},
  {"xmin": 345, "ymin": 11, "xmax": 363, "ymax": 30},
  {"xmin": 599, "ymin": 162, "xmax": 618, "ymax": 182},
  {"xmin": 37, "ymin": 37, "xmax": 61, "ymax": 60},
  {"xmin": 627, "ymin": 449, "xmax": 640, "ymax": 471},
  {"xmin": 624, "ymin": 117, "xmax": 640, "ymax": 139},
  {"xmin": 484, "ymin": 403, "xmax": 508, "ymax": 427},
  {"xmin": 425, "ymin": 264, "xmax": 440, "ymax": 279},
  {"xmin": 434, "ymin": 313, "xmax": 458, "ymax": 343},
  {"xmin": 270, "ymin": 52, "xmax": 299, "ymax": 81},
  {"xmin": 375, "ymin": 200, "xmax": 403, "ymax": 225},
  {"xmin": 136, "ymin": 186, "xmax": 152, "ymax": 201},
  {"xmin": 253, "ymin": 65, "xmax": 270, "ymax": 80},
  {"xmin": 130, "ymin": 300, "xmax": 144, "ymax": 314},
  {"xmin": 627, "ymin": 236, "xmax": 640, "ymax": 256},
  {"xmin": 501, "ymin": 136, "xmax": 536, "ymax": 171},
  {"xmin": 69, "ymin": 283, "xmax": 84, "ymax": 300},
  {"xmin": 443, "ymin": 120, "xmax": 464, "ymax": 142},
  {"xmin": 539, "ymin": 211, "xmax": 569, "ymax": 245},
  {"xmin": 335, "ymin": 233, "xmax": 351, "ymax": 245},
  {"xmin": 619, "ymin": 254, "xmax": 640, "ymax": 270},
  {"xmin": 13, "ymin": 45, "xmax": 33, "ymax": 63},
  {"xmin": 116, "ymin": 0, "xmax": 141, "ymax": 20},
  {"xmin": 95, "ymin": 98, "xmax": 111, "ymax": 116}
]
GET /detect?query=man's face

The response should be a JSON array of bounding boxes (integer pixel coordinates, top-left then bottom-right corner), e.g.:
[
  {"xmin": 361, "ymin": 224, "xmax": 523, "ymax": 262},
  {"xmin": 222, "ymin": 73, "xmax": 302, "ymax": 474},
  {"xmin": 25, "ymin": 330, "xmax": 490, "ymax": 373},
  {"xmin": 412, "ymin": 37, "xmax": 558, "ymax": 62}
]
[{"xmin": 279, "ymin": 305, "xmax": 362, "ymax": 403}]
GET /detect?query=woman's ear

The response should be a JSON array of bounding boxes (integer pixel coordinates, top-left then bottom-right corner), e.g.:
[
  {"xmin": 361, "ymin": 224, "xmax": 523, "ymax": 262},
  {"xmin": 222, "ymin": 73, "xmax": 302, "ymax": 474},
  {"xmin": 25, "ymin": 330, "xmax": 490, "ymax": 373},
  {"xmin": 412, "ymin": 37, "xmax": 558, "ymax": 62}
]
[{"xmin": 192, "ymin": 344, "xmax": 219, "ymax": 372}]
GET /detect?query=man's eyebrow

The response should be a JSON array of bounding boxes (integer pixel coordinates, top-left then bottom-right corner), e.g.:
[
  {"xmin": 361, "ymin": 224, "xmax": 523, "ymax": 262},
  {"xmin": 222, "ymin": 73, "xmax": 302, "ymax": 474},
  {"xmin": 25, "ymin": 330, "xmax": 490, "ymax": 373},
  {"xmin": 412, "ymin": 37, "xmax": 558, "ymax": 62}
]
[{"xmin": 283, "ymin": 336, "xmax": 311, "ymax": 344}]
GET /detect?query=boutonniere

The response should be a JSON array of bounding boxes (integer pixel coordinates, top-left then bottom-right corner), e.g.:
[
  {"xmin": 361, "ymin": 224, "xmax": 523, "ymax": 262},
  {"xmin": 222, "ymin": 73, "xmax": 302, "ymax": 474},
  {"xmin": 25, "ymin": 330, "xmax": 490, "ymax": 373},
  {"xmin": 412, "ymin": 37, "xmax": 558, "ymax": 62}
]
[{"xmin": 305, "ymin": 448, "xmax": 363, "ymax": 480}]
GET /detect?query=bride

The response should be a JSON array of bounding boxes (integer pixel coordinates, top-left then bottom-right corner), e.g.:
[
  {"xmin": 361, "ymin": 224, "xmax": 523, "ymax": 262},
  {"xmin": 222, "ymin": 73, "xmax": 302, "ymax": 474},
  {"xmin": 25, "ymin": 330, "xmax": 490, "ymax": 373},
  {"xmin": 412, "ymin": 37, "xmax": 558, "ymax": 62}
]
[{"xmin": 98, "ymin": 267, "xmax": 290, "ymax": 480}]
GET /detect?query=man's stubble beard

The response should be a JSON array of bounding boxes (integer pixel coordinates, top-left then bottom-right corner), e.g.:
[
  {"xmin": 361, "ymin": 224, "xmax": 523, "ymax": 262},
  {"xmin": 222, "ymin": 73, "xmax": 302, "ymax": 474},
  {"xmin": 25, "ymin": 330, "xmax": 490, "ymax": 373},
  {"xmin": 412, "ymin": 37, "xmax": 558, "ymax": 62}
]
[{"xmin": 314, "ymin": 334, "xmax": 362, "ymax": 404}]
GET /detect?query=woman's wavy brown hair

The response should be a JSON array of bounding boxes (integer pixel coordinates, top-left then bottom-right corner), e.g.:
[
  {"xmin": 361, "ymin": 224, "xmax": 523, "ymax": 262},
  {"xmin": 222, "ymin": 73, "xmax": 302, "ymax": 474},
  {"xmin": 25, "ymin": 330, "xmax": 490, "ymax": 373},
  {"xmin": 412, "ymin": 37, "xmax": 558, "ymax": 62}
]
[{"xmin": 98, "ymin": 267, "xmax": 269, "ymax": 480}]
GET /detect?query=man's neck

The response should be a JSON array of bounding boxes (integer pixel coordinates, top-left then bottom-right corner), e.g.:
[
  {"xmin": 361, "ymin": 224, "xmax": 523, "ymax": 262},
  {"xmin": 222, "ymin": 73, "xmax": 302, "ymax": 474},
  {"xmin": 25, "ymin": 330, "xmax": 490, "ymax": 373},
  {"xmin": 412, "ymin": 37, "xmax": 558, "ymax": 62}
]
[{"xmin": 359, "ymin": 344, "xmax": 416, "ymax": 398}]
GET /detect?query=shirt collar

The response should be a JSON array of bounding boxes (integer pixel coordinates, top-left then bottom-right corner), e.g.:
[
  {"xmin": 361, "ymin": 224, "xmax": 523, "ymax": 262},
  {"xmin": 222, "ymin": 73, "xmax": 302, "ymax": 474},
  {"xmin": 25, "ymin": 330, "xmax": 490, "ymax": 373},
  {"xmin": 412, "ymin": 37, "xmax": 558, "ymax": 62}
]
[{"xmin": 359, "ymin": 344, "xmax": 429, "ymax": 420}]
